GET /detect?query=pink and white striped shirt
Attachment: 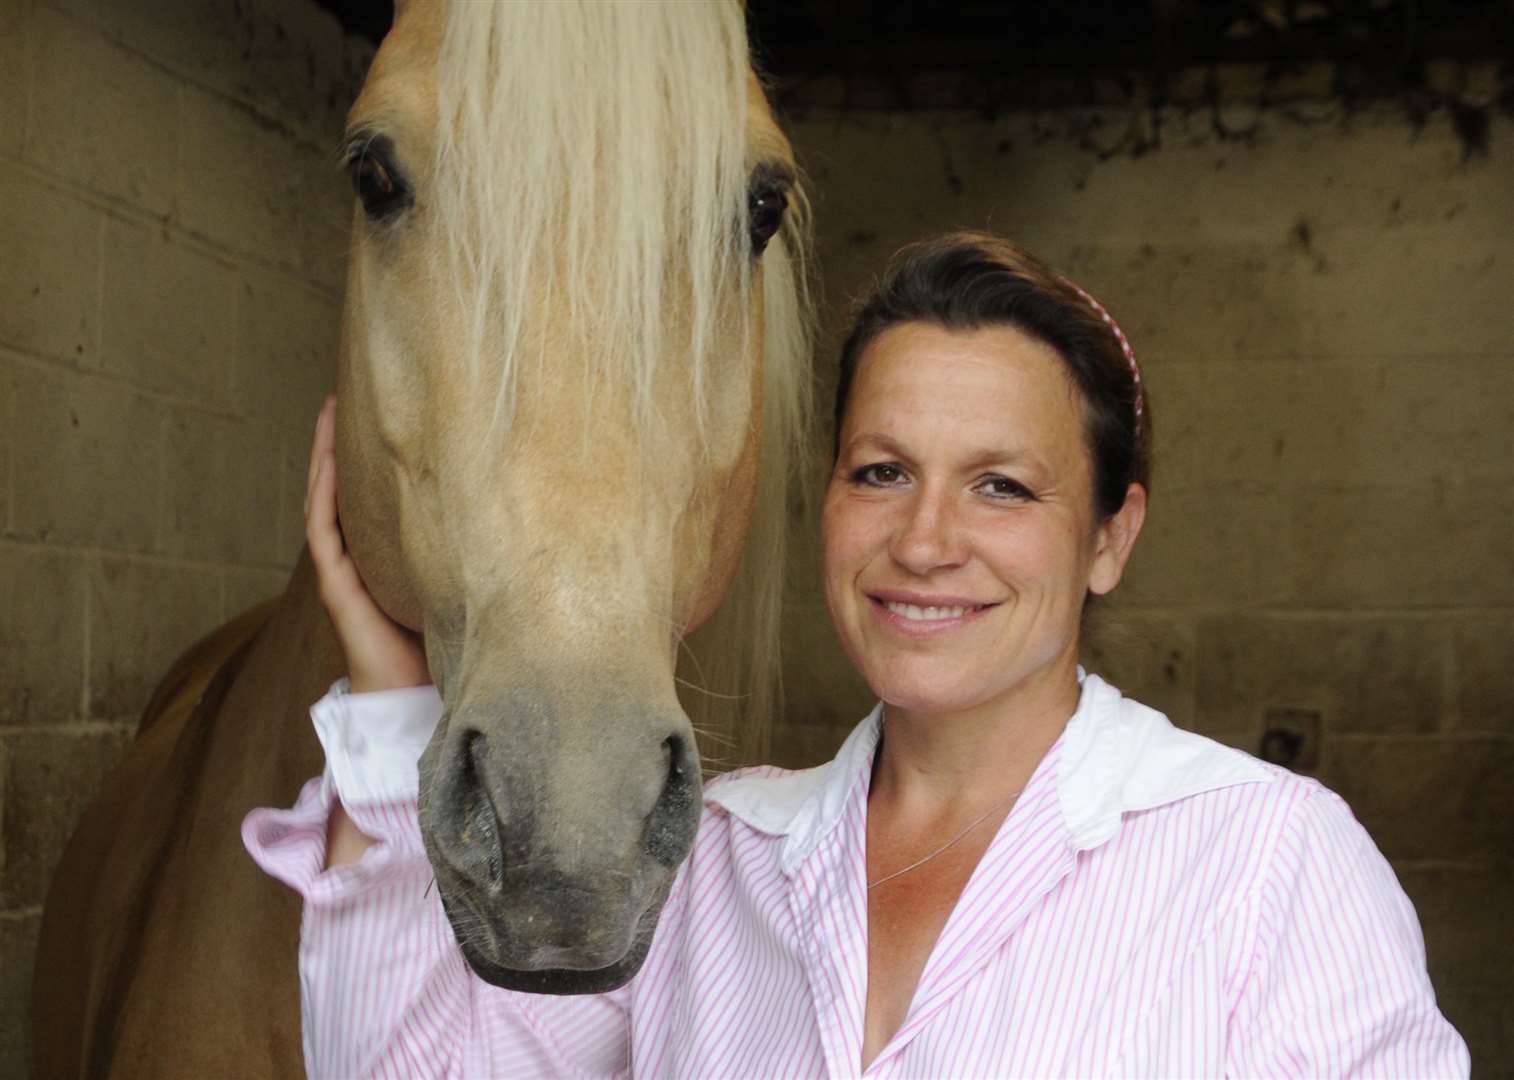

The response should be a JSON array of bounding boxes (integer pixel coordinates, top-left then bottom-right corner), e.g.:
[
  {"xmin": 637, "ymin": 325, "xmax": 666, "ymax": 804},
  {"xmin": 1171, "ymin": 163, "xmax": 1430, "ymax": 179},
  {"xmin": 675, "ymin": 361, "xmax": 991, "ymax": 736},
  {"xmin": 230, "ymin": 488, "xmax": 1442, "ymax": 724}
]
[{"xmin": 244, "ymin": 674, "xmax": 1468, "ymax": 1078}]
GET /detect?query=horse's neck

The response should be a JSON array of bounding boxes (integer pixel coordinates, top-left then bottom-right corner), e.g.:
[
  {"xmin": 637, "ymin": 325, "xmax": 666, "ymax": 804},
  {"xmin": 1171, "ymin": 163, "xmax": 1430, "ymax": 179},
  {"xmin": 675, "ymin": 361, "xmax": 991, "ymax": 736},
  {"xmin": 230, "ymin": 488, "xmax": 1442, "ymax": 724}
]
[
  {"xmin": 31, "ymin": 548, "xmax": 344, "ymax": 1079},
  {"xmin": 227, "ymin": 548, "xmax": 347, "ymax": 799}
]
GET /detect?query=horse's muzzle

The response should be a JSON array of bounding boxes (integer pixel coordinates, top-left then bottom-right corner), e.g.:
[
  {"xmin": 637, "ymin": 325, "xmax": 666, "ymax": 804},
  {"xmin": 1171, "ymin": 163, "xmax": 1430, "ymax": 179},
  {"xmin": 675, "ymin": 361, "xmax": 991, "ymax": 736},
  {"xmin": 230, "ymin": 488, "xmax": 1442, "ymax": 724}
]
[{"xmin": 415, "ymin": 691, "xmax": 701, "ymax": 991}]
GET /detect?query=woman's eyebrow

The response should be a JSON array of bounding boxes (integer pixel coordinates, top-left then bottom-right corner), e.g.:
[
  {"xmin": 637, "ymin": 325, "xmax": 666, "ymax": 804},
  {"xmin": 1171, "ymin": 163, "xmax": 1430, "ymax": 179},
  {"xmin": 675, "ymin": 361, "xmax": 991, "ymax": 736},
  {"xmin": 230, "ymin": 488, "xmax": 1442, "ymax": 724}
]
[
  {"xmin": 841, "ymin": 434, "xmax": 1050, "ymax": 474},
  {"xmin": 841, "ymin": 432, "xmax": 911, "ymax": 458},
  {"xmin": 959, "ymin": 447, "xmax": 1050, "ymax": 473}
]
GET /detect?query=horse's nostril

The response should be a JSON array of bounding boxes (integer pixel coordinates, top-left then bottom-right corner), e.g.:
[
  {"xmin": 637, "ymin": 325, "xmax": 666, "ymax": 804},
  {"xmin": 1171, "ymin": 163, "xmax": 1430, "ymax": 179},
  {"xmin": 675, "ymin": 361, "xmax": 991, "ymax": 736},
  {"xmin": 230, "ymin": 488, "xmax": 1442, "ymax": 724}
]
[
  {"xmin": 459, "ymin": 730, "xmax": 505, "ymax": 890},
  {"xmin": 646, "ymin": 732, "xmax": 699, "ymax": 867},
  {"xmin": 662, "ymin": 733, "xmax": 686, "ymax": 784}
]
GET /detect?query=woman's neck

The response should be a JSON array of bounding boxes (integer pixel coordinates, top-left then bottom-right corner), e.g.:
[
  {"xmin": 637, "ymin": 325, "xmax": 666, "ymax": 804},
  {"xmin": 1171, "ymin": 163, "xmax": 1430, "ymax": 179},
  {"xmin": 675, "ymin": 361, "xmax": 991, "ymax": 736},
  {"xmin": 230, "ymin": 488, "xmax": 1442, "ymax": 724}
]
[{"xmin": 870, "ymin": 656, "xmax": 1082, "ymax": 814}]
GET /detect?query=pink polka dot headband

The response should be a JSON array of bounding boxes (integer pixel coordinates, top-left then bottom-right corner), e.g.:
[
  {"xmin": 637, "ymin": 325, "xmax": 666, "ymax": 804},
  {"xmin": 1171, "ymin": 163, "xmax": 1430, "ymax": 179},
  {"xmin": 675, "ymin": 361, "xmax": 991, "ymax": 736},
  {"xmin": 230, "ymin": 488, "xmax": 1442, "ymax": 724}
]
[{"xmin": 1061, "ymin": 278, "xmax": 1144, "ymax": 433}]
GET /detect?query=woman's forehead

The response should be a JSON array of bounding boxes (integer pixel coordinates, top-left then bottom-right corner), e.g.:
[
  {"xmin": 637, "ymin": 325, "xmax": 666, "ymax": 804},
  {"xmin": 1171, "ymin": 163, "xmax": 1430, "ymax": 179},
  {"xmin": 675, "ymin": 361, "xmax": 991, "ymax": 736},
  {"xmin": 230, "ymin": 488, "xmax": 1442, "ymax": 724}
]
[{"xmin": 848, "ymin": 324, "xmax": 1083, "ymax": 425}]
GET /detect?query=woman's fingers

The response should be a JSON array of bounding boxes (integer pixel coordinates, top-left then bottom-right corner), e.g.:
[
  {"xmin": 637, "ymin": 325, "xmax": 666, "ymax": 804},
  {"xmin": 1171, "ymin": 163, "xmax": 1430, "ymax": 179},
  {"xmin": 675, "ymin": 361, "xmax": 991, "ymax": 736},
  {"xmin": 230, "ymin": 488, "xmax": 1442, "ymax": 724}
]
[
  {"xmin": 304, "ymin": 399, "xmax": 365, "ymax": 606},
  {"xmin": 301, "ymin": 395, "xmax": 430, "ymax": 691},
  {"xmin": 305, "ymin": 395, "xmax": 334, "ymax": 518},
  {"xmin": 306, "ymin": 451, "xmax": 345, "ymax": 579}
]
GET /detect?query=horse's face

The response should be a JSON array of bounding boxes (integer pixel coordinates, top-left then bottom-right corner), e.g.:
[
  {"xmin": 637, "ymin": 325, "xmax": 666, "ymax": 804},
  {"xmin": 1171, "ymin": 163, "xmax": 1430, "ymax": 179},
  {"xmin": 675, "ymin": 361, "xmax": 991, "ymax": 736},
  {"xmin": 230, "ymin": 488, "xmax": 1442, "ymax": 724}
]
[{"xmin": 331, "ymin": 0, "xmax": 800, "ymax": 991}]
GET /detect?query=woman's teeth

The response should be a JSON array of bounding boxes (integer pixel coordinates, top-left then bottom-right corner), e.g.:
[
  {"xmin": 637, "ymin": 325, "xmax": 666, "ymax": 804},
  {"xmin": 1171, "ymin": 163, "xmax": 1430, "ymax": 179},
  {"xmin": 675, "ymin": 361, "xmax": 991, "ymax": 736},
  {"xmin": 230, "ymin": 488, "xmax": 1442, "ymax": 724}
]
[{"xmin": 884, "ymin": 601, "xmax": 979, "ymax": 621}]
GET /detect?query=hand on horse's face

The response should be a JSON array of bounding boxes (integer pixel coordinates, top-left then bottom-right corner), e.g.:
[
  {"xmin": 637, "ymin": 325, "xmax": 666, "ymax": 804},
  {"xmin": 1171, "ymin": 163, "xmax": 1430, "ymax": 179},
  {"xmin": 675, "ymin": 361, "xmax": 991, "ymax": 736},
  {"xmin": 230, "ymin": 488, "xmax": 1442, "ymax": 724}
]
[{"xmin": 306, "ymin": 395, "xmax": 430, "ymax": 693}]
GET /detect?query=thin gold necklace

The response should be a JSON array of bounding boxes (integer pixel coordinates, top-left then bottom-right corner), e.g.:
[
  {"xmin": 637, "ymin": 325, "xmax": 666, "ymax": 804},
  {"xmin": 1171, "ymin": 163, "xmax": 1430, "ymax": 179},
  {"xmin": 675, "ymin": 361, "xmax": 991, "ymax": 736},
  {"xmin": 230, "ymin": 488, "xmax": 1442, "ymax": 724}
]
[{"xmin": 866, "ymin": 789, "xmax": 1022, "ymax": 891}]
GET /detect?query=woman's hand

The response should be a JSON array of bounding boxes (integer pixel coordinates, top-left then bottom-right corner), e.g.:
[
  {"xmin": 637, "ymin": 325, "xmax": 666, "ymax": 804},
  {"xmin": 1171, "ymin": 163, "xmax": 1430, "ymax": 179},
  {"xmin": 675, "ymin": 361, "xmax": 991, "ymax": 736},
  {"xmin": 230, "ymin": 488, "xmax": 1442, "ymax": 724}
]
[{"xmin": 306, "ymin": 395, "xmax": 430, "ymax": 693}]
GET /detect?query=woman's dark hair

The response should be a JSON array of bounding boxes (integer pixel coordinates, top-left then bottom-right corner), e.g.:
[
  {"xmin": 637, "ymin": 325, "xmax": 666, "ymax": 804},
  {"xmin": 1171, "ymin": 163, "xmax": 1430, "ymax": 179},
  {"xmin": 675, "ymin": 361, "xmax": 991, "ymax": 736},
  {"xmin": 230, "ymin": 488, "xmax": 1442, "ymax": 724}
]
[{"xmin": 834, "ymin": 231, "xmax": 1151, "ymax": 520}]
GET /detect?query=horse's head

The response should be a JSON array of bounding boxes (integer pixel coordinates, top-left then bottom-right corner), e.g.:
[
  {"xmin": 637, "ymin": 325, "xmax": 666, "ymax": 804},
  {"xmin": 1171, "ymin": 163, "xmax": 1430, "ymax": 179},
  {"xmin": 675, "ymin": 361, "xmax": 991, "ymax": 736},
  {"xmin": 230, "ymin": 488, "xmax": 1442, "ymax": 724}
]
[{"xmin": 330, "ymin": 0, "xmax": 809, "ymax": 992}]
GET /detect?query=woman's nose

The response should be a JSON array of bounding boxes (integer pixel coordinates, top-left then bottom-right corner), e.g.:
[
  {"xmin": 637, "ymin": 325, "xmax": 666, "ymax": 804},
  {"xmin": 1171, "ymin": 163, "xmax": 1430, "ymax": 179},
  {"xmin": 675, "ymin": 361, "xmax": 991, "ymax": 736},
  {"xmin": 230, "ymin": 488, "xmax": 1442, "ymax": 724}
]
[{"xmin": 889, "ymin": 489, "xmax": 966, "ymax": 573}]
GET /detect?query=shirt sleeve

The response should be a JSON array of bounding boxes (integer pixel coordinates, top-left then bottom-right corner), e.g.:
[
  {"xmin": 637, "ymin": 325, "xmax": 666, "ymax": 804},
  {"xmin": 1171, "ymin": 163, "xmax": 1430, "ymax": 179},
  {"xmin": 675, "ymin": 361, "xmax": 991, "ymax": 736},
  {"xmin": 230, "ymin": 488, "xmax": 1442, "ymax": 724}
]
[
  {"xmin": 242, "ymin": 680, "xmax": 630, "ymax": 1079},
  {"xmin": 1225, "ymin": 787, "xmax": 1470, "ymax": 1078},
  {"xmin": 242, "ymin": 677, "xmax": 439, "ymax": 906}
]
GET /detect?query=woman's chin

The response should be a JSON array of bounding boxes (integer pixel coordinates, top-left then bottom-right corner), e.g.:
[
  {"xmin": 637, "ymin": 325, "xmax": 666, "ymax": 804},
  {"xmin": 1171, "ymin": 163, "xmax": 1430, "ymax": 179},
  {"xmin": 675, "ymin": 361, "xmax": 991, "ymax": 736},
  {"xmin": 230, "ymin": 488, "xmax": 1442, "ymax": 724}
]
[
  {"xmin": 873, "ymin": 671, "xmax": 989, "ymax": 719},
  {"xmin": 870, "ymin": 652, "xmax": 1075, "ymax": 723}
]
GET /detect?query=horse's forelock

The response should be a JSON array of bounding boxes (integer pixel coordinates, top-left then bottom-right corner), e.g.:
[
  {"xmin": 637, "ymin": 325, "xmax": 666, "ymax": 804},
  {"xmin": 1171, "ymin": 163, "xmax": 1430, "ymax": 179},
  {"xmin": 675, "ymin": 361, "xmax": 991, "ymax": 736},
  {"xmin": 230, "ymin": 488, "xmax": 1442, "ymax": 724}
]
[{"xmin": 434, "ymin": 1, "xmax": 760, "ymax": 441}]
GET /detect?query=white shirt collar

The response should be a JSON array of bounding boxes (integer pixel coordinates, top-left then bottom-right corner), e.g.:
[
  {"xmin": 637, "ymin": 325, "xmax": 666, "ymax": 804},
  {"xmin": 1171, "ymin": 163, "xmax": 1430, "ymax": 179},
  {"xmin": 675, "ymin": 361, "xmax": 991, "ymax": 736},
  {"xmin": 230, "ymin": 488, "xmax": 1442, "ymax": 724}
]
[{"xmin": 704, "ymin": 672, "xmax": 1273, "ymax": 874}]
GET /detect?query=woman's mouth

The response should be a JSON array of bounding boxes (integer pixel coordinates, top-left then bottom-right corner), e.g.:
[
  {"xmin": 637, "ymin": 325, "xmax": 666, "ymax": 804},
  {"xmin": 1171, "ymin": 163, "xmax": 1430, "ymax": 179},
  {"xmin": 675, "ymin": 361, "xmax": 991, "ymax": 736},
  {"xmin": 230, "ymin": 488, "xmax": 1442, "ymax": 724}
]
[
  {"xmin": 868, "ymin": 594, "xmax": 995, "ymax": 633},
  {"xmin": 882, "ymin": 600, "xmax": 983, "ymax": 621}
]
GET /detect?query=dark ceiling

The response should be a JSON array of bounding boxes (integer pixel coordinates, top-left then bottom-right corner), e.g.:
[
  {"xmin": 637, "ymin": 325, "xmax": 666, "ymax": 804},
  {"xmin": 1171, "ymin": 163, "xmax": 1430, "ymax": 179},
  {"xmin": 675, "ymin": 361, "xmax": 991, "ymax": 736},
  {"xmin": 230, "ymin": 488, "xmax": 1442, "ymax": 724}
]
[{"xmin": 313, "ymin": 1, "xmax": 1513, "ymax": 108}]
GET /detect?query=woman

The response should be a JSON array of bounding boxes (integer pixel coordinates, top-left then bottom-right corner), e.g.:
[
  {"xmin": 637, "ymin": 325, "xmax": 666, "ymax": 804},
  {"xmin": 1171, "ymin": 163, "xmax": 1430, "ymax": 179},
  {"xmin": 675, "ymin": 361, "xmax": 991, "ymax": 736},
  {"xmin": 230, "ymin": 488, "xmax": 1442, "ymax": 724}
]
[{"xmin": 246, "ymin": 232, "xmax": 1468, "ymax": 1077}]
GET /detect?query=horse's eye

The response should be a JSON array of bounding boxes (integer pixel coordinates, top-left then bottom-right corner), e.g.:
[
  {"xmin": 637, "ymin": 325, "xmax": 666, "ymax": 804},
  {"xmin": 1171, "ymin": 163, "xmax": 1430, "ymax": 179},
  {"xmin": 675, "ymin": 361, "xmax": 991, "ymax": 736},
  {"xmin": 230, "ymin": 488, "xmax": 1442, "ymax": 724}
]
[
  {"xmin": 748, "ymin": 182, "xmax": 788, "ymax": 256},
  {"xmin": 346, "ymin": 135, "xmax": 411, "ymax": 223}
]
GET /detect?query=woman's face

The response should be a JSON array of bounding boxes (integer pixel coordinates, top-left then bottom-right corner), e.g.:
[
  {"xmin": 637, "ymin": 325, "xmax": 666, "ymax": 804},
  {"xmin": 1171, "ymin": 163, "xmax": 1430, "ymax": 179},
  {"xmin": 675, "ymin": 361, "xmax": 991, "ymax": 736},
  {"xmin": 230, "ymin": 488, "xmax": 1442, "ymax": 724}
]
[{"xmin": 822, "ymin": 320, "xmax": 1143, "ymax": 720}]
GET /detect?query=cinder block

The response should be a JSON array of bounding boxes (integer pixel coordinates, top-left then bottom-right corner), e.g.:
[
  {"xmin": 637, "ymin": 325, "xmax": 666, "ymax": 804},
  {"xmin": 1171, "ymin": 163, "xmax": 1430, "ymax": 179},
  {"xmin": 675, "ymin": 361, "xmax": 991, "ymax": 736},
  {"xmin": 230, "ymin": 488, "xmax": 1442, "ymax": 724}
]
[
  {"xmin": 228, "ymin": 0, "xmax": 355, "ymax": 143},
  {"xmin": 1394, "ymin": 865, "xmax": 1514, "ymax": 1072},
  {"xmin": 46, "ymin": 0, "xmax": 241, "ymax": 82},
  {"xmin": 223, "ymin": 565, "xmax": 287, "ymax": 619},
  {"xmin": 1452, "ymin": 615, "xmax": 1514, "ymax": 733},
  {"xmin": 1203, "ymin": 109, "xmax": 1514, "ymax": 245},
  {"xmin": 99, "ymin": 221, "xmax": 236, "ymax": 404},
  {"xmin": 1155, "ymin": 358, "xmax": 1514, "ymax": 493},
  {"xmin": 176, "ymin": 87, "xmax": 350, "ymax": 288},
  {"xmin": 1376, "ymin": 360, "xmax": 1514, "ymax": 488},
  {"xmin": 1287, "ymin": 484, "xmax": 1514, "ymax": 608},
  {"xmin": 232, "ymin": 270, "xmax": 338, "ymax": 426},
  {"xmin": 794, "ymin": 108, "xmax": 1514, "ymax": 362},
  {"xmin": 9, "ymin": 363, "xmax": 161, "ymax": 551},
  {"xmin": 1, "ymin": 368, "xmax": 10, "ymax": 529},
  {"xmin": 0, "ymin": 910, "xmax": 41, "ymax": 1080},
  {"xmin": 276, "ymin": 427, "xmax": 308, "ymax": 564},
  {"xmin": 1081, "ymin": 611, "xmax": 1196, "ymax": 729},
  {"xmin": 50, "ymin": 0, "xmax": 360, "ymax": 143},
  {"xmin": 0, "ymin": 544, "xmax": 85, "ymax": 726},
  {"xmin": 24, "ymin": 9, "xmax": 178, "ymax": 215},
  {"xmin": 1117, "ymin": 488, "xmax": 1297, "ymax": 608},
  {"xmin": 778, "ymin": 596, "xmax": 874, "ymax": 731},
  {"xmin": 1293, "ymin": 225, "xmax": 1514, "ymax": 358},
  {"xmin": 1195, "ymin": 614, "xmax": 1447, "ymax": 735},
  {"xmin": 86, "ymin": 556, "xmax": 223, "ymax": 719},
  {"xmin": 0, "ymin": 164, "xmax": 101, "ymax": 363},
  {"xmin": 0, "ymin": 1, "xmax": 28, "ymax": 157},
  {"xmin": 1050, "ymin": 116, "xmax": 1514, "ymax": 355},
  {"xmin": 1049, "ymin": 241, "xmax": 1308, "ymax": 366},
  {"xmin": 996, "ymin": 106, "xmax": 1510, "ymax": 250},
  {"xmin": 1324, "ymin": 736, "xmax": 1514, "ymax": 863},
  {"xmin": 0, "ymin": 726, "xmax": 134, "ymax": 908},
  {"xmin": 159, "ymin": 407, "xmax": 284, "ymax": 565},
  {"xmin": 767, "ymin": 720, "xmax": 848, "ymax": 772}
]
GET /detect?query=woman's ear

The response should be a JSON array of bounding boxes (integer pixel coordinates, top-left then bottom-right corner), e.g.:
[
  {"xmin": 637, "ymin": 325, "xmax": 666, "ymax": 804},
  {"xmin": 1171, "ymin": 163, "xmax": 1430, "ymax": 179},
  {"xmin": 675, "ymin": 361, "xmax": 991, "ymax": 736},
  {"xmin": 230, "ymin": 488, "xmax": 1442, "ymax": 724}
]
[{"xmin": 1087, "ymin": 483, "xmax": 1147, "ymax": 597}]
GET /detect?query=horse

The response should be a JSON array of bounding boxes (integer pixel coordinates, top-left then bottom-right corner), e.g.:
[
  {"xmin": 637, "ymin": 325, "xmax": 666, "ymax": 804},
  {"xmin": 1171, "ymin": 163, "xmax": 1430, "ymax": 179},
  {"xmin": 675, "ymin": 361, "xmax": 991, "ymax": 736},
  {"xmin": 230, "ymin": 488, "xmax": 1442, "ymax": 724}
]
[{"xmin": 31, "ymin": 1, "xmax": 813, "ymax": 1074}]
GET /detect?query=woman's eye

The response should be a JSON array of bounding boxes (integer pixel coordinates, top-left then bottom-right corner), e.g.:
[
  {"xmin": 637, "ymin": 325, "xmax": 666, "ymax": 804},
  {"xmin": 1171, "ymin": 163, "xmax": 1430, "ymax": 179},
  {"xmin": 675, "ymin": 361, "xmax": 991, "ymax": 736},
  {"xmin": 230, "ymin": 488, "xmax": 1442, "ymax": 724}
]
[
  {"xmin": 976, "ymin": 475, "xmax": 1031, "ymax": 500},
  {"xmin": 852, "ymin": 463, "xmax": 907, "ymax": 487}
]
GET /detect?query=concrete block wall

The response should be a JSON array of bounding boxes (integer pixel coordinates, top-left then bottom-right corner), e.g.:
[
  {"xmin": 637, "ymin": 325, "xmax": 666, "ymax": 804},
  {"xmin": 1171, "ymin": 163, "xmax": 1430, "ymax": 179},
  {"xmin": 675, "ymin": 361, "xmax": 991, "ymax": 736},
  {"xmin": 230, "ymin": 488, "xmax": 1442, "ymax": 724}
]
[
  {"xmin": 1, "ymin": 0, "xmax": 1508, "ymax": 1067},
  {"xmin": 779, "ymin": 91, "xmax": 1513, "ymax": 1063},
  {"xmin": 0, "ymin": 0, "xmax": 366, "ymax": 1071}
]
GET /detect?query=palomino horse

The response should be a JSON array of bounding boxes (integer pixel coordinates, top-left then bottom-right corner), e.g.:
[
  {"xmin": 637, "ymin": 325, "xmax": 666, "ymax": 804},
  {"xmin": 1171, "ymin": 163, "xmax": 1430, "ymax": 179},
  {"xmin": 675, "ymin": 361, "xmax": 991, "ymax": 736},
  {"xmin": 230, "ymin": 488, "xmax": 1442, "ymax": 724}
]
[{"xmin": 32, "ymin": 1, "xmax": 812, "ymax": 1074}]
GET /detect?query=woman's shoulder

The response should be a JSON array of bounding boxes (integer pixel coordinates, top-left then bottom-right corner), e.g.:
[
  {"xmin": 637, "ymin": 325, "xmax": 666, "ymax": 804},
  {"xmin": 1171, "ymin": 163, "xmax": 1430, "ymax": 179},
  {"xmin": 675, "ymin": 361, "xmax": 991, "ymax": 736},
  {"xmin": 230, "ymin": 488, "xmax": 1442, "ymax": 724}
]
[
  {"xmin": 700, "ymin": 760, "xmax": 834, "ymax": 836},
  {"xmin": 1107, "ymin": 709, "xmax": 1386, "ymax": 904},
  {"xmin": 1076, "ymin": 676, "xmax": 1370, "ymax": 871}
]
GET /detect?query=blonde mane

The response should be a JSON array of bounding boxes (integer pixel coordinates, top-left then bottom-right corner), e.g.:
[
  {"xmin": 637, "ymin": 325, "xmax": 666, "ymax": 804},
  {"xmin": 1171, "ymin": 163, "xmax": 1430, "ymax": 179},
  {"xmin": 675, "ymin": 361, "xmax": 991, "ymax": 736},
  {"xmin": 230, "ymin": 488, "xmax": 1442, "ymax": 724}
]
[{"xmin": 434, "ymin": 2, "xmax": 815, "ymax": 767}]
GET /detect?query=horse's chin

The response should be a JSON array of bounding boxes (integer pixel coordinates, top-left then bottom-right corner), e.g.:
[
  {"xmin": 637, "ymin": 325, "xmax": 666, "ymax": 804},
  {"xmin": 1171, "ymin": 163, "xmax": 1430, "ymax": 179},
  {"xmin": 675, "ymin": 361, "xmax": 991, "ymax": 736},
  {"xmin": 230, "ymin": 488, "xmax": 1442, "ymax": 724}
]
[{"xmin": 449, "ymin": 902, "xmax": 660, "ymax": 995}]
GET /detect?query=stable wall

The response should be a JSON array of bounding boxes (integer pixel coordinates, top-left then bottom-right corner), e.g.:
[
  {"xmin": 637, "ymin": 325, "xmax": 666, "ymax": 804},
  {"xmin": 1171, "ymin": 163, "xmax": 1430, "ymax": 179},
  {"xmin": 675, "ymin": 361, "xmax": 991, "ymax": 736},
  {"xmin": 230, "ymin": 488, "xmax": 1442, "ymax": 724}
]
[
  {"xmin": 0, "ymin": 0, "xmax": 365, "ymax": 1071},
  {"xmin": 778, "ymin": 90, "xmax": 1513, "ymax": 1064},
  {"xmin": 1, "ymin": 2, "xmax": 1510, "ymax": 1071}
]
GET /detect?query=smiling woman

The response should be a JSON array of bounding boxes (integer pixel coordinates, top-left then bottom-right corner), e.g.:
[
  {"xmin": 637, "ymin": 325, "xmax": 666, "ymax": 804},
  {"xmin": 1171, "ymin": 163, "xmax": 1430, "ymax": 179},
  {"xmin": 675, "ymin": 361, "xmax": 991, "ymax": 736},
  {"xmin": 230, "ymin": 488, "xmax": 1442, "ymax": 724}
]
[
  {"xmin": 247, "ymin": 231, "xmax": 1468, "ymax": 1077},
  {"xmin": 824, "ymin": 321, "xmax": 1143, "ymax": 728}
]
